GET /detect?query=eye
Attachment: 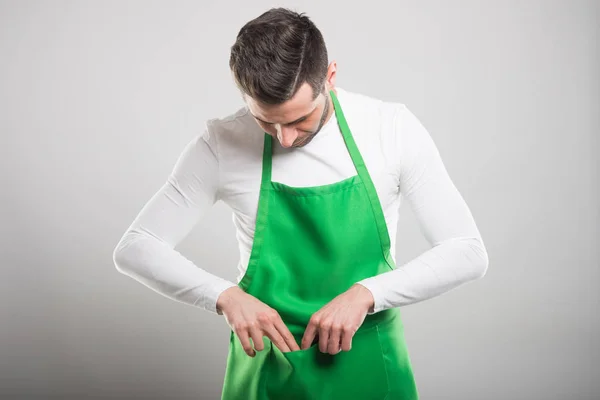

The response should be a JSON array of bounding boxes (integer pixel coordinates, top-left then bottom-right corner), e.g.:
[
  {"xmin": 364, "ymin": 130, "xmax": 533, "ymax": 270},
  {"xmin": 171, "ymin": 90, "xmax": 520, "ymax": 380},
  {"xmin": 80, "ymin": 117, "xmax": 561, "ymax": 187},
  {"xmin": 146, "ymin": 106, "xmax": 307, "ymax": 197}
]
[
  {"xmin": 284, "ymin": 118, "xmax": 306, "ymax": 128},
  {"xmin": 256, "ymin": 119, "xmax": 273, "ymax": 127}
]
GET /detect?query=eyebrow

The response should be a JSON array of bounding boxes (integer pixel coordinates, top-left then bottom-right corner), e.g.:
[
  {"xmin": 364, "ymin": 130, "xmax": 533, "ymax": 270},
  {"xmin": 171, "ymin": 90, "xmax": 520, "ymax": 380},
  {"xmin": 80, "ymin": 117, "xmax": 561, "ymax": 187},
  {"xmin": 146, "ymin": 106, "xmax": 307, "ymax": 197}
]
[{"xmin": 250, "ymin": 106, "xmax": 316, "ymax": 126}]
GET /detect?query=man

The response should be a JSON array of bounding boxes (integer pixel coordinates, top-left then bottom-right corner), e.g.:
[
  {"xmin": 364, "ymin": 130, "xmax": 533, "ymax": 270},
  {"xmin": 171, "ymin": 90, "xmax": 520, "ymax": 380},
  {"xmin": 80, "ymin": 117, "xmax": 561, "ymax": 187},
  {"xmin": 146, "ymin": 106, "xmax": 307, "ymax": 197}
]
[{"xmin": 113, "ymin": 7, "xmax": 489, "ymax": 400}]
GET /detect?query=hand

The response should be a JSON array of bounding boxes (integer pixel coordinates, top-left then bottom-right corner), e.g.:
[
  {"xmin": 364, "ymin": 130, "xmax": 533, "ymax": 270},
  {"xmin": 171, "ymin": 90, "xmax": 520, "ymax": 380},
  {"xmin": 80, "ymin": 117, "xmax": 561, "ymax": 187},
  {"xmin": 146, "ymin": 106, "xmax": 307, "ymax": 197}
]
[
  {"xmin": 301, "ymin": 284, "xmax": 375, "ymax": 355},
  {"xmin": 216, "ymin": 286, "xmax": 301, "ymax": 357}
]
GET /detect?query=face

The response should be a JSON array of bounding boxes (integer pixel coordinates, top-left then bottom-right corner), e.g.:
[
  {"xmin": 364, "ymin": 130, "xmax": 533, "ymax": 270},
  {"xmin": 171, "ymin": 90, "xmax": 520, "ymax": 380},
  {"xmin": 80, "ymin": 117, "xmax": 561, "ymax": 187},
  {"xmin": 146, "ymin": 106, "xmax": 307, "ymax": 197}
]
[{"xmin": 245, "ymin": 62, "xmax": 337, "ymax": 148}]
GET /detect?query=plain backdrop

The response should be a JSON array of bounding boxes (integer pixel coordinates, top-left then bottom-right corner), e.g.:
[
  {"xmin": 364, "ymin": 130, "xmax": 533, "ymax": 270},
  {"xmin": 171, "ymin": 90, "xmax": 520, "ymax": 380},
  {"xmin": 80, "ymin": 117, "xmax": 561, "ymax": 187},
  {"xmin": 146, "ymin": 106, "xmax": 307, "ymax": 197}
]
[{"xmin": 1, "ymin": 0, "xmax": 598, "ymax": 399}]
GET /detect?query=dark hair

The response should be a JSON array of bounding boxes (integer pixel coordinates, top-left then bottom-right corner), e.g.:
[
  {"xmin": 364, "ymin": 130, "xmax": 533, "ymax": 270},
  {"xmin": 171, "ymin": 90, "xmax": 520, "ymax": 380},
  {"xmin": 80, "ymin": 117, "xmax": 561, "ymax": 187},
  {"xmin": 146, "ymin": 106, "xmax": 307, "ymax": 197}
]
[{"xmin": 229, "ymin": 8, "xmax": 329, "ymax": 105}]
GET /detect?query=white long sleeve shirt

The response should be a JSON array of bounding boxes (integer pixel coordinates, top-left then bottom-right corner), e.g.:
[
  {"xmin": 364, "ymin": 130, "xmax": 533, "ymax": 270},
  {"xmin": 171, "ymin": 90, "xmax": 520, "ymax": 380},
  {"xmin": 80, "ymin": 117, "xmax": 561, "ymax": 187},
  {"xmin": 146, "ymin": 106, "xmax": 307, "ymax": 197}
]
[{"xmin": 112, "ymin": 87, "xmax": 489, "ymax": 316}]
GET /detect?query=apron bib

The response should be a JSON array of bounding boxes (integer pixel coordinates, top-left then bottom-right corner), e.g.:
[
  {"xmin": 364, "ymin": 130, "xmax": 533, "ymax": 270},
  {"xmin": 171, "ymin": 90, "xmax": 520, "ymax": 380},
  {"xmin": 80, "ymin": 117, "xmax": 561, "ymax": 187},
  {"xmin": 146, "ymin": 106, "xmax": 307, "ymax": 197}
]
[{"xmin": 221, "ymin": 90, "xmax": 419, "ymax": 400}]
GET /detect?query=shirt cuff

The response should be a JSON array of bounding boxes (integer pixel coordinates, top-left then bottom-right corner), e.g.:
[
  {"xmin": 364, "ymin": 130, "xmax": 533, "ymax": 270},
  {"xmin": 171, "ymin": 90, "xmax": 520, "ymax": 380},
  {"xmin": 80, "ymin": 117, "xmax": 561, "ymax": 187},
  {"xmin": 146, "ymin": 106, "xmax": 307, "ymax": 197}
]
[
  {"xmin": 355, "ymin": 278, "xmax": 387, "ymax": 315},
  {"xmin": 201, "ymin": 279, "xmax": 238, "ymax": 315}
]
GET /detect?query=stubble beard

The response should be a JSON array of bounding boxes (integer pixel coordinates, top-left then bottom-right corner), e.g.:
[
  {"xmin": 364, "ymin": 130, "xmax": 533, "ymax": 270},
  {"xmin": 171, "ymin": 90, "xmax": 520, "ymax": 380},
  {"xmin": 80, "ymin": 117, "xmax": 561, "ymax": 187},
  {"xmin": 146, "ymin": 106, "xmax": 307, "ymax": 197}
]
[{"xmin": 291, "ymin": 90, "xmax": 331, "ymax": 148}]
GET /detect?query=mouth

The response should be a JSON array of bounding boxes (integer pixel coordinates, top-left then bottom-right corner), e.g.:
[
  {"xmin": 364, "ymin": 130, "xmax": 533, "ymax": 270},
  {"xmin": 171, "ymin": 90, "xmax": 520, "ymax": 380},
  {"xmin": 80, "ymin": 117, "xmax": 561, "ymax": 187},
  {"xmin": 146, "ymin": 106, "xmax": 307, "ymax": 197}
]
[
  {"xmin": 292, "ymin": 140, "xmax": 306, "ymax": 147},
  {"xmin": 292, "ymin": 134, "xmax": 315, "ymax": 147}
]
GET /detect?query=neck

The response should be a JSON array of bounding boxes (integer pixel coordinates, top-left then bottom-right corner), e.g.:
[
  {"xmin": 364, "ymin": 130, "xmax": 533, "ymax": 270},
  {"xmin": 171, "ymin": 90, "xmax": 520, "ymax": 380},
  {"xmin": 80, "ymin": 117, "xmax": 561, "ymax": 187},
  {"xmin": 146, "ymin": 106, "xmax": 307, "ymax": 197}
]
[{"xmin": 322, "ymin": 90, "xmax": 336, "ymax": 126}]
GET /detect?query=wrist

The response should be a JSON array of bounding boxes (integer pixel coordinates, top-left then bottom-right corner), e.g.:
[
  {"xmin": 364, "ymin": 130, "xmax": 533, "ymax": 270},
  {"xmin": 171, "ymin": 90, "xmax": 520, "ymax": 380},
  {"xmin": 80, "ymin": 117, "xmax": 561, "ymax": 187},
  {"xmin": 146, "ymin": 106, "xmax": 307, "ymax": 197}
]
[
  {"xmin": 216, "ymin": 286, "xmax": 242, "ymax": 315},
  {"xmin": 352, "ymin": 283, "xmax": 375, "ymax": 313}
]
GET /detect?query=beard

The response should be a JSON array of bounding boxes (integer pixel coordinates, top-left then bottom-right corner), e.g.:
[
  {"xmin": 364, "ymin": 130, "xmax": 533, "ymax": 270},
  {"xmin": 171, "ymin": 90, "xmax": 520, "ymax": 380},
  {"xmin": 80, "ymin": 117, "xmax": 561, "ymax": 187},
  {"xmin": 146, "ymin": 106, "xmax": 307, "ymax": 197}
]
[{"xmin": 291, "ymin": 90, "xmax": 331, "ymax": 148}]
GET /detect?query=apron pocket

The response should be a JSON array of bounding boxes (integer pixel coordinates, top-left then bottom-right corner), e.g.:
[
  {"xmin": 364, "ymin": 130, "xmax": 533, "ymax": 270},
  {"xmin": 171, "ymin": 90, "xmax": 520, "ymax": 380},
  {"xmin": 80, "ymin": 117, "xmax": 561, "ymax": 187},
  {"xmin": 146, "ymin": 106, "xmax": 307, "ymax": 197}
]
[{"xmin": 266, "ymin": 325, "xmax": 390, "ymax": 400}]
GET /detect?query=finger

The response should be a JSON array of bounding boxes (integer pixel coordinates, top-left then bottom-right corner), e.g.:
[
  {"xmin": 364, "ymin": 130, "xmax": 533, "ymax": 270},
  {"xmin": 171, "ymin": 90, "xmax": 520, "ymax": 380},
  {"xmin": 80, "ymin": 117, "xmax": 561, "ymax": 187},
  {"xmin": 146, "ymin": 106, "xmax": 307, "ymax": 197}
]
[
  {"xmin": 264, "ymin": 325, "xmax": 291, "ymax": 353},
  {"xmin": 272, "ymin": 318, "xmax": 298, "ymax": 352},
  {"xmin": 249, "ymin": 325, "xmax": 265, "ymax": 352},
  {"xmin": 301, "ymin": 320, "xmax": 318, "ymax": 350},
  {"xmin": 340, "ymin": 326, "xmax": 353, "ymax": 352},
  {"xmin": 236, "ymin": 328, "xmax": 255, "ymax": 357},
  {"xmin": 319, "ymin": 324, "xmax": 330, "ymax": 354},
  {"xmin": 328, "ymin": 323, "xmax": 342, "ymax": 355}
]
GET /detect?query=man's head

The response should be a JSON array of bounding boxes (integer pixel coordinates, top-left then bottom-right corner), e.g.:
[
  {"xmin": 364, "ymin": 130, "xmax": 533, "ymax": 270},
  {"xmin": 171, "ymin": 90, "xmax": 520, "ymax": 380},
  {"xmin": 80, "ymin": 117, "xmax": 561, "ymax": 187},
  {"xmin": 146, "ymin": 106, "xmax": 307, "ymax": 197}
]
[{"xmin": 229, "ymin": 8, "xmax": 337, "ymax": 148}]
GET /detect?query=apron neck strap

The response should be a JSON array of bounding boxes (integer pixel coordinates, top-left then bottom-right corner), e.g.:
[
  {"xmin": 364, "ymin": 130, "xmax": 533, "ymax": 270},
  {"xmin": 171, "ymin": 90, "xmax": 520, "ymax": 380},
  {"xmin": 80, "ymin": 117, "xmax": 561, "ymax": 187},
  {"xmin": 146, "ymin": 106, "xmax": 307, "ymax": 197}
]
[{"xmin": 330, "ymin": 89, "xmax": 369, "ymax": 181}]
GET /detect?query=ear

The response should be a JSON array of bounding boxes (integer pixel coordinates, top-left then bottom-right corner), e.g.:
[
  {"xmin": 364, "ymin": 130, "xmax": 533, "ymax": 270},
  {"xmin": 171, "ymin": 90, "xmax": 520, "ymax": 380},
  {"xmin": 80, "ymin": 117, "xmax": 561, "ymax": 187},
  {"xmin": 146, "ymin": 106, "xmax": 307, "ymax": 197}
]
[{"xmin": 325, "ymin": 60, "xmax": 337, "ymax": 91}]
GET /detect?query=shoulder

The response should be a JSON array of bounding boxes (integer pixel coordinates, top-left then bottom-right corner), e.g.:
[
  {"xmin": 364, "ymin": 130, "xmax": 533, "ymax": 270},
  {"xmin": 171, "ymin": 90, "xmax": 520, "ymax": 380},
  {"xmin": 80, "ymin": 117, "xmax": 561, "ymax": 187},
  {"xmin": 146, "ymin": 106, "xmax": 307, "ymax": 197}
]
[
  {"xmin": 336, "ymin": 87, "xmax": 410, "ymax": 155},
  {"xmin": 205, "ymin": 105, "xmax": 256, "ymax": 136},
  {"xmin": 336, "ymin": 87, "xmax": 407, "ymax": 125},
  {"xmin": 202, "ymin": 104, "xmax": 264, "ymax": 153},
  {"xmin": 206, "ymin": 104, "xmax": 251, "ymax": 128}
]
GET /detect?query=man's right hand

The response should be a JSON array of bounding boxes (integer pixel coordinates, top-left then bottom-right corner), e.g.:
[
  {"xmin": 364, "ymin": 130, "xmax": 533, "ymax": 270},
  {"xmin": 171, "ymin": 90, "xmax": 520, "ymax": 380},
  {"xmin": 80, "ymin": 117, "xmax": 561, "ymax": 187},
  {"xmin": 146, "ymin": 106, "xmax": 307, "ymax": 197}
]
[{"xmin": 216, "ymin": 286, "xmax": 301, "ymax": 357}]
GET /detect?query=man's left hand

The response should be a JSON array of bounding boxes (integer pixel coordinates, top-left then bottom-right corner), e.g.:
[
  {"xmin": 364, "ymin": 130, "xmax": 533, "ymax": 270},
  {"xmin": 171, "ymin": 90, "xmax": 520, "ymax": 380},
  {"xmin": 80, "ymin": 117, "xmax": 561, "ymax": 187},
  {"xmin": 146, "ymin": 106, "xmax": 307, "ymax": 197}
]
[{"xmin": 300, "ymin": 283, "xmax": 375, "ymax": 355}]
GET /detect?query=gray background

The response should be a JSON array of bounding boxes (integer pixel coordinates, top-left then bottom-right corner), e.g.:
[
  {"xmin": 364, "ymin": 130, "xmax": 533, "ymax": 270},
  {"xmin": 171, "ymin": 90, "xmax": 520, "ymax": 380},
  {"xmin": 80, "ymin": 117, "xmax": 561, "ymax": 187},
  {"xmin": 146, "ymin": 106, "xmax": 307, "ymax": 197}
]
[{"xmin": 1, "ymin": 0, "xmax": 598, "ymax": 399}]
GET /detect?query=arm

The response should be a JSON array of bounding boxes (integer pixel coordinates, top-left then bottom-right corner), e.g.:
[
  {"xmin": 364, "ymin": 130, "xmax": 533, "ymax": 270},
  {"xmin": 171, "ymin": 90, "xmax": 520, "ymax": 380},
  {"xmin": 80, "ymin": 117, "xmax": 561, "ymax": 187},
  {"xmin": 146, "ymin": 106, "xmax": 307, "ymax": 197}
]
[
  {"xmin": 112, "ymin": 127, "xmax": 237, "ymax": 315},
  {"xmin": 356, "ymin": 105, "xmax": 489, "ymax": 314}
]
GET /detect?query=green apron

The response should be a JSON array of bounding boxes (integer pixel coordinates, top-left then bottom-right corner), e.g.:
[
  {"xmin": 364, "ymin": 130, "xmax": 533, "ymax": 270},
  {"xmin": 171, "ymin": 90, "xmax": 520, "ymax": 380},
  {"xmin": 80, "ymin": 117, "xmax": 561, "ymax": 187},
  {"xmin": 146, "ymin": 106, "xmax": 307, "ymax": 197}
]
[{"xmin": 221, "ymin": 90, "xmax": 419, "ymax": 400}]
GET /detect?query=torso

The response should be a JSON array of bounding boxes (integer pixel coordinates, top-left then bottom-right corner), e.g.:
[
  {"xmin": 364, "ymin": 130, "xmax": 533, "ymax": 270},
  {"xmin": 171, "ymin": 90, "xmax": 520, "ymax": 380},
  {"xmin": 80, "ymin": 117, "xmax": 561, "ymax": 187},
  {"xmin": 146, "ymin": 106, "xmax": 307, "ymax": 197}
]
[{"xmin": 208, "ymin": 87, "xmax": 404, "ymax": 281}]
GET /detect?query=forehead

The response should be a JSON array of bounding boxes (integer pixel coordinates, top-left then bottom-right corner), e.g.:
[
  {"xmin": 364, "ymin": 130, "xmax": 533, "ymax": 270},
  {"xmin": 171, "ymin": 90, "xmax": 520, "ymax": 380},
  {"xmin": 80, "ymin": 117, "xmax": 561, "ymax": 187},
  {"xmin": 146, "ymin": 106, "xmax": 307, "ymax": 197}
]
[{"xmin": 245, "ymin": 82, "xmax": 320, "ymax": 124}]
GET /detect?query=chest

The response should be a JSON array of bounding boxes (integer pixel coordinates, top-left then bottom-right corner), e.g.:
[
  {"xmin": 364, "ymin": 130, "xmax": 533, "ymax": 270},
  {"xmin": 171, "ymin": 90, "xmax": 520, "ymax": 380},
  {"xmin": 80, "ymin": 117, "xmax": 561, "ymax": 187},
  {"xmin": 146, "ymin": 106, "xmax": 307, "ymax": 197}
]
[{"xmin": 219, "ymin": 129, "xmax": 400, "ymax": 221}]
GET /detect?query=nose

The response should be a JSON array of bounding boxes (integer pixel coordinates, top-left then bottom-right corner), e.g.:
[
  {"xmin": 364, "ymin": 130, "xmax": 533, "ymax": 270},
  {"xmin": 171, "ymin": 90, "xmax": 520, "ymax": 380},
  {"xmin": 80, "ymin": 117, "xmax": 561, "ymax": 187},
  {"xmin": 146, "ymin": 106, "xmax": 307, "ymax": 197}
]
[{"xmin": 276, "ymin": 125, "xmax": 299, "ymax": 148}]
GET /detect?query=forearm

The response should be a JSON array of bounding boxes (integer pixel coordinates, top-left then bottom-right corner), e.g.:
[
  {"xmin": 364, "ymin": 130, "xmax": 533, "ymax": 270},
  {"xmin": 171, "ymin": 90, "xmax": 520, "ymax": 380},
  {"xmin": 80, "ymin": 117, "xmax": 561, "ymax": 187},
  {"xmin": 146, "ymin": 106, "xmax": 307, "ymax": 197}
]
[
  {"xmin": 113, "ymin": 229, "xmax": 237, "ymax": 315},
  {"xmin": 357, "ymin": 236, "xmax": 488, "ymax": 313}
]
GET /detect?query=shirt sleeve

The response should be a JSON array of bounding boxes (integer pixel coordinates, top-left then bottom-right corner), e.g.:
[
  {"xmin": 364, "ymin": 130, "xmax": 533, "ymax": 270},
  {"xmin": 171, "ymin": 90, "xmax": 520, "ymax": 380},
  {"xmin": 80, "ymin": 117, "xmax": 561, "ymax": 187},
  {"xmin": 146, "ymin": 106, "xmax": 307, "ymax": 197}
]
[
  {"xmin": 112, "ymin": 125, "xmax": 238, "ymax": 315},
  {"xmin": 356, "ymin": 105, "xmax": 489, "ymax": 314}
]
